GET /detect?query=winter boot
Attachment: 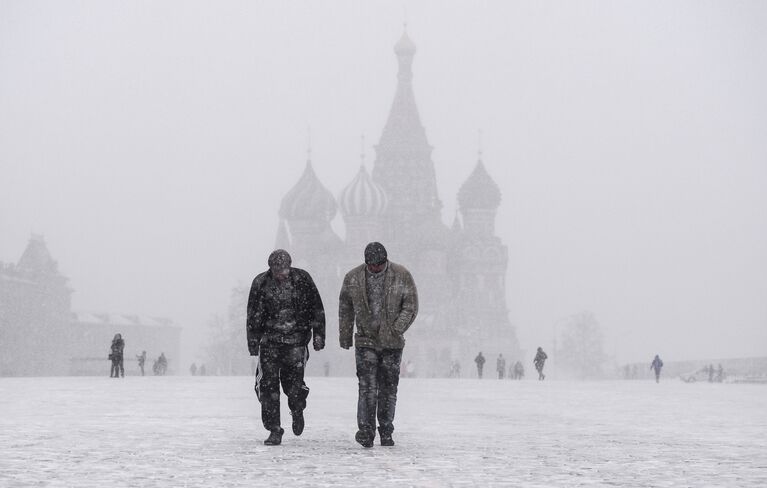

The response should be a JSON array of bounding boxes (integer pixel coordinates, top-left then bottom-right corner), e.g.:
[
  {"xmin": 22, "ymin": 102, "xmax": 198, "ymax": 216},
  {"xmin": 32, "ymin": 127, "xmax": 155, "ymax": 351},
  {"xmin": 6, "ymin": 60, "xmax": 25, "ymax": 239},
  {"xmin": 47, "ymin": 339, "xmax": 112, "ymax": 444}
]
[
  {"xmin": 264, "ymin": 428, "xmax": 284, "ymax": 446},
  {"xmin": 378, "ymin": 428, "xmax": 394, "ymax": 447},
  {"xmin": 291, "ymin": 410, "xmax": 305, "ymax": 436},
  {"xmin": 355, "ymin": 430, "xmax": 374, "ymax": 448}
]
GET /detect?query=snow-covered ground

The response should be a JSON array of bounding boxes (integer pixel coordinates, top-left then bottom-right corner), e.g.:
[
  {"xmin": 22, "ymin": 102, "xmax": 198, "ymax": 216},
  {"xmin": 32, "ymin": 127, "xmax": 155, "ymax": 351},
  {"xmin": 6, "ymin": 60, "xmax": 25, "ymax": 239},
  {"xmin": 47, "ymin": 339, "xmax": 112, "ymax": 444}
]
[{"xmin": 1, "ymin": 375, "xmax": 765, "ymax": 487}]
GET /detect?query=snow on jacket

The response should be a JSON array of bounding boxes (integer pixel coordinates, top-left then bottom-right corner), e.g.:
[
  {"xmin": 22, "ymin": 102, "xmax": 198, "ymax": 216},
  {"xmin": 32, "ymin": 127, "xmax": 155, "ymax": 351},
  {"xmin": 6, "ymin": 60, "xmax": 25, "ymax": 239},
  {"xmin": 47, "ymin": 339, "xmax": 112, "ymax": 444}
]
[
  {"xmin": 246, "ymin": 267, "xmax": 326, "ymax": 348},
  {"xmin": 338, "ymin": 261, "xmax": 418, "ymax": 350}
]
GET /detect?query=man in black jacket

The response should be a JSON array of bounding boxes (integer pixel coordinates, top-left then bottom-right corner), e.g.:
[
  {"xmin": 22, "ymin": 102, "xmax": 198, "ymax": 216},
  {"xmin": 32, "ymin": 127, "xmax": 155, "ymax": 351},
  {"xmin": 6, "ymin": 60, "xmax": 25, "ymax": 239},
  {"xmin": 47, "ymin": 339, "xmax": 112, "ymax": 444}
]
[{"xmin": 246, "ymin": 249, "xmax": 326, "ymax": 446}]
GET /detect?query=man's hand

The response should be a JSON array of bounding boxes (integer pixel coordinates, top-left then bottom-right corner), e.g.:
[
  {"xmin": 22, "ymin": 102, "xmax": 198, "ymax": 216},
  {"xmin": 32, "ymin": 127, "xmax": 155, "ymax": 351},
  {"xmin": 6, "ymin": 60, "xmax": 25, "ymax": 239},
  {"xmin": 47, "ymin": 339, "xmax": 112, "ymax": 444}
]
[
  {"xmin": 248, "ymin": 339, "xmax": 260, "ymax": 357},
  {"xmin": 313, "ymin": 335, "xmax": 325, "ymax": 351}
]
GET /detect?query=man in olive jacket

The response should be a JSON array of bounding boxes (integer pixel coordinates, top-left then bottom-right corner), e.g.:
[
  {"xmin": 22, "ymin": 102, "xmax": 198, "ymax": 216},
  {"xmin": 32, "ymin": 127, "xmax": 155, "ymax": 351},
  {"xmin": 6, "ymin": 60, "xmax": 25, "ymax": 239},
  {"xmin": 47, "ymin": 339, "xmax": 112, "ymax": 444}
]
[
  {"xmin": 339, "ymin": 242, "xmax": 418, "ymax": 448},
  {"xmin": 247, "ymin": 249, "xmax": 326, "ymax": 446}
]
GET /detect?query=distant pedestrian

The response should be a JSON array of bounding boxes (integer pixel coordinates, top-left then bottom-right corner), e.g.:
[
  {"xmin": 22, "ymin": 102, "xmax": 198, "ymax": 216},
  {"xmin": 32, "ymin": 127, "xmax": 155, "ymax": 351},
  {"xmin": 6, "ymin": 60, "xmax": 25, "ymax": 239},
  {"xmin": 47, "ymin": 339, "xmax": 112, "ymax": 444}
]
[
  {"xmin": 156, "ymin": 353, "xmax": 167, "ymax": 375},
  {"xmin": 109, "ymin": 333, "xmax": 125, "ymax": 378},
  {"xmin": 190, "ymin": 363, "xmax": 197, "ymax": 376},
  {"xmin": 650, "ymin": 354, "xmax": 663, "ymax": 383},
  {"xmin": 707, "ymin": 364, "xmax": 714, "ymax": 383},
  {"xmin": 513, "ymin": 361, "xmax": 524, "ymax": 380},
  {"xmin": 496, "ymin": 354, "xmax": 506, "ymax": 379},
  {"xmin": 533, "ymin": 347, "xmax": 547, "ymax": 380},
  {"xmin": 449, "ymin": 360, "xmax": 461, "ymax": 378},
  {"xmin": 199, "ymin": 364, "xmax": 206, "ymax": 376},
  {"xmin": 324, "ymin": 361, "xmax": 330, "ymax": 377},
  {"xmin": 136, "ymin": 350, "xmax": 146, "ymax": 376},
  {"xmin": 716, "ymin": 364, "xmax": 724, "ymax": 383},
  {"xmin": 475, "ymin": 352, "xmax": 486, "ymax": 379}
]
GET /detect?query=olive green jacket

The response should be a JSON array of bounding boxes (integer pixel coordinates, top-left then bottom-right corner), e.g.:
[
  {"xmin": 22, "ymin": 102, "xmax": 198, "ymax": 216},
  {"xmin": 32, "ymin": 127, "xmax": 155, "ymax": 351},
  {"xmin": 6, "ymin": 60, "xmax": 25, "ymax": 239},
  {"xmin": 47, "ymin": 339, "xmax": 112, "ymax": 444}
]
[{"xmin": 338, "ymin": 261, "xmax": 418, "ymax": 350}]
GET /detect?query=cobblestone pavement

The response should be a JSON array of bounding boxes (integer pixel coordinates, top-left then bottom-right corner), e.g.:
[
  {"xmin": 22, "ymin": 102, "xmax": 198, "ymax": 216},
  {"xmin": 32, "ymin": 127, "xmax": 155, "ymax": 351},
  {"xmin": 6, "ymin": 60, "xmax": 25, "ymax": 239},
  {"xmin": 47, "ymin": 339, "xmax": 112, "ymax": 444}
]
[{"xmin": 1, "ymin": 376, "xmax": 766, "ymax": 487}]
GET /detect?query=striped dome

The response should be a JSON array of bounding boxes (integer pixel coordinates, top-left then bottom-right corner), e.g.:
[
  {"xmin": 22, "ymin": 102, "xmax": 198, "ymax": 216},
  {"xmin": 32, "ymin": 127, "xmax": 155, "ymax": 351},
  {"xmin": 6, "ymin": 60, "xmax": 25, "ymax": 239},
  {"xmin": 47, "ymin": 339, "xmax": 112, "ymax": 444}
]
[
  {"xmin": 457, "ymin": 160, "xmax": 501, "ymax": 211},
  {"xmin": 279, "ymin": 161, "xmax": 337, "ymax": 221},
  {"xmin": 339, "ymin": 165, "xmax": 388, "ymax": 219}
]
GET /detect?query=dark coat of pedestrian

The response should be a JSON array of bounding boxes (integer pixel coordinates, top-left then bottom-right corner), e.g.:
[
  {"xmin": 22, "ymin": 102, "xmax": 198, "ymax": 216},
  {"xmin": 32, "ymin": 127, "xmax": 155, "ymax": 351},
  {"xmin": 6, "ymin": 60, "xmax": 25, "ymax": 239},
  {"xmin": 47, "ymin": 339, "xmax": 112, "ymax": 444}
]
[
  {"xmin": 339, "ymin": 242, "xmax": 418, "ymax": 448},
  {"xmin": 650, "ymin": 354, "xmax": 663, "ymax": 383},
  {"xmin": 534, "ymin": 347, "xmax": 547, "ymax": 380},
  {"xmin": 247, "ymin": 249, "xmax": 326, "ymax": 446},
  {"xmin": 475, "ymin": 352, "xmax": 486, "ymax": 379},
  {"xmin": 109, "ymin": 333, "xmax": 124, "ymax": 378}
]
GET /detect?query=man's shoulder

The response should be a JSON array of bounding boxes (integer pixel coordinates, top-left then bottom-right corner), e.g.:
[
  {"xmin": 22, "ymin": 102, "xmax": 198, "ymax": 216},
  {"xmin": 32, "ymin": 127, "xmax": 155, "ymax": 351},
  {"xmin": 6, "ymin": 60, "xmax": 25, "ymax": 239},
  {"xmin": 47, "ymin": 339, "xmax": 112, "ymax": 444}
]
[
  {"xmin": 251, "ymin": 270, "xmax": 270, "ymax": 288},
  {"xmin": 388, "ymin": 261, "xmax": 412, "ymax": 276},
  {"xmin": 343, "ymin": 264, "xmax": 366, "ymax": 281}
]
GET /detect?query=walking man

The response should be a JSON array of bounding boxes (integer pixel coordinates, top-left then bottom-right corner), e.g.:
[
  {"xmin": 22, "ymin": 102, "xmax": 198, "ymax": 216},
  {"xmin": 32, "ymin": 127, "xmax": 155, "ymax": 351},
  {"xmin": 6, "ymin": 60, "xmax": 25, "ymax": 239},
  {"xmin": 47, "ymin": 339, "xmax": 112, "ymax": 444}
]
[
  {"xmin": 339, "ymin": 242, "xmax": 418, "ymax": 448},
  {"xmin": 534, "ymin": 347, "xmax": 547, "ymax": 380},
  {"xmin": 650, "ymin": 354, "xmax": 663, "ymax": 383},
  {"xmin": 247, "ymin": 249, "xmax": 326, "ymax": 446},
  {"xmin": 474, "ymin": 351, "xmax": 486, "ymax": 379},
  {"xmin": 497, "ymin": 353, "xmax": 506, "ymax": 379}
]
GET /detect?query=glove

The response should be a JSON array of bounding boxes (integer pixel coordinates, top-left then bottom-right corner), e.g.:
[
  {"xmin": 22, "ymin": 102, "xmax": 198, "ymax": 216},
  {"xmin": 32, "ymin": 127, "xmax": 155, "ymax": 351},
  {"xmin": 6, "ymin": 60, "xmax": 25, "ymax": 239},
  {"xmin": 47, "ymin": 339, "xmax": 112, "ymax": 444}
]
[
  {"xmin": 313, "ymin": 335, "xmax": 325, "ymax": 351},
  {"xmin": 248, "ymin": 339, "xmax": 260, "ymax": 356},
  {"xmin": 340, "ymin": 342, "xmax": 351, "ymax": 350}
]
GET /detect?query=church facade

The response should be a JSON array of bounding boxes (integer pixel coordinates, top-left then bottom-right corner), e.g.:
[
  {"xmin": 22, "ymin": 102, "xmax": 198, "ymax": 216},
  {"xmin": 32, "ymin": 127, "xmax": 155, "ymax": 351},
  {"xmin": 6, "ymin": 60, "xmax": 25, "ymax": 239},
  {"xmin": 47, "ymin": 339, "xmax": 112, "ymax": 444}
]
[{"xmin": 274, "ymin": 31, "xmax": 520, "ymax": 377}]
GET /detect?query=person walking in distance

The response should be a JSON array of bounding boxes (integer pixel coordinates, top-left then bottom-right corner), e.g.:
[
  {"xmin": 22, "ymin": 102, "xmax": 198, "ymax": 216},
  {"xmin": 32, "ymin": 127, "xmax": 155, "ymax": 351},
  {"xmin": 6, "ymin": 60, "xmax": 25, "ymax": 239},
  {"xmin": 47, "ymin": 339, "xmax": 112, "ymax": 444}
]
[
  {"xmin": 533, "ymin": 347, "xmax": 547, "ymax": 380},
  {"xmin": 109, "ymin": 333, "xmax": 124, "ymax": 378},
  {"xmin": 650, "ymin": 355, "xmax": 664, "ymax": 383},
  {"xmin": 246, "ymin": 249, "xmax": 326, "ymax": 446},
  {"xmin": 496, "ymin": 353, "xmax": 506, "ymax": 379},
  {"xmin": 136, "ymin": 350, "xmax": 146, "ymax": 376},
  {"xmin": 339, "ymin": 242, "xmax": 418, "ymax": 448},
  {"xmin": 474, "ymin": 352, "xmax": 486, "ymax": 379}
]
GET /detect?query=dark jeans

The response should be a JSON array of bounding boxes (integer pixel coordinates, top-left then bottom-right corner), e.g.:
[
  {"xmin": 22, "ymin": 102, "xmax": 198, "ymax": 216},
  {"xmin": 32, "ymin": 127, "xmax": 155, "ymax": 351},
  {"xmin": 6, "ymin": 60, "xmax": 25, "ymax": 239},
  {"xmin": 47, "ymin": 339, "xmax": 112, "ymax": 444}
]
[
  {"xmin": 355, "ymin": 347, "xmax": 402, "ymax": 437},
  {"xmin": 256, "ymin": 344, "xmax": 309, "ymax": 432},
  {"xmin": 110, "ymin": 356, "xmax": 124, "ymax": 377}
]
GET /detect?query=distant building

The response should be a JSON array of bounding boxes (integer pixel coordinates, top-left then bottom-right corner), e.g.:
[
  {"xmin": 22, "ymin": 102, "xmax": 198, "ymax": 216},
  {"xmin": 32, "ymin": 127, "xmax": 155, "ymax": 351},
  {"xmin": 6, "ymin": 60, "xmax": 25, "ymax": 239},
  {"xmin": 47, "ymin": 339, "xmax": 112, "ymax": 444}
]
[
  {"xmin": 0, "ymin": 235, "xmax": 181, "ymax": 376},
  {"xmin": 273, "ymin": 30, "xmax": 520, "ymax": 376}
]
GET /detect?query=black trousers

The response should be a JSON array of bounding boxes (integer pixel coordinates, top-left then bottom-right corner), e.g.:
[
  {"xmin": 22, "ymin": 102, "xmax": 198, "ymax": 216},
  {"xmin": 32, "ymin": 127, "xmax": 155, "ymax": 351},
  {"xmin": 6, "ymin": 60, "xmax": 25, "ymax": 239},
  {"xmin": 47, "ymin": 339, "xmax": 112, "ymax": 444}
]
[
  {"xmin": 355, "ymin": 347, "xmax": 402, "ymax": 437},
  {"xmin": 256, "ymin": 344, "xmax": 309, "ymax": 432},
  {"xmin": 110, "ymin": 356, "xmax": 124, "ymax": 377}
]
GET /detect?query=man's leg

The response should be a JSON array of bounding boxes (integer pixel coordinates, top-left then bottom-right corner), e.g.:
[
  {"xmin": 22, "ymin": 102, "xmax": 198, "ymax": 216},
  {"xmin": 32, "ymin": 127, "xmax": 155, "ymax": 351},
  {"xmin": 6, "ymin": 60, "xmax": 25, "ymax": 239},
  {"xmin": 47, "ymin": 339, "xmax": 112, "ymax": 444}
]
[
  {"xmin": 377, "ymin": 349, "xmax": 402, "ymax": 445},
  {"xmin": 355, "ymin": 347, "xmax": 379, "ymax": 447},
  {"xmin": 281, "ymin": 345, "xmax": 309, "ymax": 436},
  {"xmin": 119, "ymin": 357, "xmax": 124, "ymax": 377},
  {"xmin": 258, "ymin": 345, "xmax": 283, "ymax": 436}
]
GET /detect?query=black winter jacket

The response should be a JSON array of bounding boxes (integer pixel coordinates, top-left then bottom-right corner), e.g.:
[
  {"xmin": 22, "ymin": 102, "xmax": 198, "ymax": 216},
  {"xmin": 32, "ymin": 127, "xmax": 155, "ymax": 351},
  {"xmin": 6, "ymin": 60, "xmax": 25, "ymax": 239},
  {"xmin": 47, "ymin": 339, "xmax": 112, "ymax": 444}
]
[{"xmin": 246, "ymin": 267, "xmax": 325, "ymax": 350}]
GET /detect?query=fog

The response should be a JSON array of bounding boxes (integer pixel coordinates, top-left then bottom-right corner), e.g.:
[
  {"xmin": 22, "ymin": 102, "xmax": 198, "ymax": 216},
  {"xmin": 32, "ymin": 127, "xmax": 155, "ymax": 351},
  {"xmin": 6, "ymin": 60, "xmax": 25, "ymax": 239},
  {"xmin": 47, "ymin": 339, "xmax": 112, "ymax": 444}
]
[{"xmin": 1, "ymin": 1, "xmax": 765, "ymax": 368}]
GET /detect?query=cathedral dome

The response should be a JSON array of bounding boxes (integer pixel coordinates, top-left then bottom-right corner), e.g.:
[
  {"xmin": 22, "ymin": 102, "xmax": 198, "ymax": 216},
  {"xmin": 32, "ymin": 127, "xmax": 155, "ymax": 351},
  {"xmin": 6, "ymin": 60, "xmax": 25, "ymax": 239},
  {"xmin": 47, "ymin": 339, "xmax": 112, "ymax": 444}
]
[
  {"xmin": 457, "ymin": 160, "xmax": 502, "ymax": 211},
  {"xmin": 339, "ymin": 165, "xmax": 388, "ymax": 219},
  {"xmin": 394, "ymin": 30, "xmax": 416, "ymax": 56},
  {"xmin": 279, "ymin": 161, "xmax": 337, "ymax": 221}
]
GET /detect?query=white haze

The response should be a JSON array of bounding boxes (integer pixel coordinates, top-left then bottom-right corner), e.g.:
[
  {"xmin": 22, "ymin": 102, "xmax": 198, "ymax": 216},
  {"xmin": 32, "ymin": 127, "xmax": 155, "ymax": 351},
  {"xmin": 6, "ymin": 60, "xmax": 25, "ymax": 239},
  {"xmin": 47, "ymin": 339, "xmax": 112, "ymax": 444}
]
[{"xmin": 1, "ymin": 1, "xmax": 765, "ymax": 367}]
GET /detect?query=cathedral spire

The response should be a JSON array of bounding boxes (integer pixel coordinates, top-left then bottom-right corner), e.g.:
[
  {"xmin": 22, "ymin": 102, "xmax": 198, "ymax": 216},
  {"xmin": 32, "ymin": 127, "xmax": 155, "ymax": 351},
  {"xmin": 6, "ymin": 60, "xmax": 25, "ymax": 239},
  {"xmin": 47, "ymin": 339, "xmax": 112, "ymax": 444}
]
[{"xmin": 376, "ymin": 27, "xmax": 429, "ymax": 154}]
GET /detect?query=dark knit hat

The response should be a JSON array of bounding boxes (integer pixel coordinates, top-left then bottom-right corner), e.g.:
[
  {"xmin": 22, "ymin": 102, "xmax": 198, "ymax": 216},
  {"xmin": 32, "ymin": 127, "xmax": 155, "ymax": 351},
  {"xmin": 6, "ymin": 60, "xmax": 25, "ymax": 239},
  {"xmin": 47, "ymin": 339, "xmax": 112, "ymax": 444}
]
[
  {"xmin": 268, "ymin": 249, "xmax": 292, "ymax": 269},
  {"xmin": 364, "ymin": 242, "xmax": 388, "ymax": 265}
]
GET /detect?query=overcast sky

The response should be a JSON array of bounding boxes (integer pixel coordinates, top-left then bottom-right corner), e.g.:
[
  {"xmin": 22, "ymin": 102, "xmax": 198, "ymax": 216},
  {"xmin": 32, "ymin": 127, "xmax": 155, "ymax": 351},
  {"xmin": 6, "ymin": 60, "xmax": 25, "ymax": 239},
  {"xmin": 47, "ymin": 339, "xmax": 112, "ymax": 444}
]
[{"xmin": 1, "ymin": 0, "xmax": 765, "ymax": 364}]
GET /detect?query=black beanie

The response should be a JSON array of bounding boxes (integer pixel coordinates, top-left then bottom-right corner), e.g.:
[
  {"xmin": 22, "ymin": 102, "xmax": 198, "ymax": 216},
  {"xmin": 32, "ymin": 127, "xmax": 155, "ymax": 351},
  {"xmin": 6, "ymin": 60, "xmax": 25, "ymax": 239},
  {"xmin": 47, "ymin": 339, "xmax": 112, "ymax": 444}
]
[
  {"xmin": 268, "ymin": 249, "xmax": 292, "ymax": 268},
  {"xmin": 364, "ymin": 242, "xmax": 388, "ymax": 265}
]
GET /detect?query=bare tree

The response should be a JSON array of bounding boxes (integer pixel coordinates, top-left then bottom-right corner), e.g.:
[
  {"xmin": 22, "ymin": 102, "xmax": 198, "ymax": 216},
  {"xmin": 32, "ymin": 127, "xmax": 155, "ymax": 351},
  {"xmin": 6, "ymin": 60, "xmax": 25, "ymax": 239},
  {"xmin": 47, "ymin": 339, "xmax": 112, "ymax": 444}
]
[{"xmin": 555, "ymin": 311, "xmax": 607, "ymax": 379}]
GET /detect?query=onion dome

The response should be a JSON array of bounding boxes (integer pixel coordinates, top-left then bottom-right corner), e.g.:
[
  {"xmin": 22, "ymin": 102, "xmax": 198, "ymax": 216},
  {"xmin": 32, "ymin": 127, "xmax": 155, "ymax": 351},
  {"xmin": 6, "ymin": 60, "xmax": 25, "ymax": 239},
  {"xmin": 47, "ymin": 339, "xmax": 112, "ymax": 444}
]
[
  {"xmin": 279, "ymin": 161, "xmax": 337, "ymax": 221},
  {"xmin": 17, "ymin": 234, "xmax": 59, "ymax": 274},
  {"xmin": 457, "ymin": 160, "xmax": 502, "ymax": 211},
  {"xmin": 339, "ymin": 165, "xmax": 388, "ymax": 218},
  {"xmin": 394, "ymin": 29, "xmax": 416, "ymax": 56}
]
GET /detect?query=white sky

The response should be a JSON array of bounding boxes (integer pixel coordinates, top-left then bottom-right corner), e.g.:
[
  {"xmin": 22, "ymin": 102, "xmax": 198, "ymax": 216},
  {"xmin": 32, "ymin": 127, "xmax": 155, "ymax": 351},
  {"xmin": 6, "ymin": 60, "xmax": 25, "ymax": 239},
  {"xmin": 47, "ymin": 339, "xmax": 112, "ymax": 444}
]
[{"xmin": 1, "ymin": 0, "xmax": 766, "ymax": 364}]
